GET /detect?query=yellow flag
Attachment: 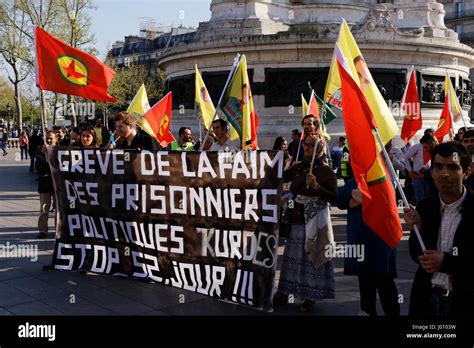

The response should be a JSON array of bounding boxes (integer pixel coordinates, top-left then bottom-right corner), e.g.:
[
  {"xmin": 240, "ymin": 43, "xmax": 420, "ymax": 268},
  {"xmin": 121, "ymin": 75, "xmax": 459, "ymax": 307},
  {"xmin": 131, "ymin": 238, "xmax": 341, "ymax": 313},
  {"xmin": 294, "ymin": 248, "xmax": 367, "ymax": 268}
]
[
  {"xmin": 195, "ymin": 65, "xmax": 239, "ymax": 140},
  {"xmin": 127, "ymin": 84, "xmax": 156, "ymax": 139},
  {"xmin": 301, "ymin": 94, "xmax": 308, "ymax": 117},
  {"xmin": 220, "ymin": 55, "xmax": 259, "ymax": 150},
  {"xmin": 195, "ymin": 65, "xmax": 216, "ymax": 129},
  {"xmin": 445, "ymin": 74, "xmax": 462, "ymax": 122},
  {"xmin": 324, "ymin": 19, "xmax": 398, "ymax": 145}
]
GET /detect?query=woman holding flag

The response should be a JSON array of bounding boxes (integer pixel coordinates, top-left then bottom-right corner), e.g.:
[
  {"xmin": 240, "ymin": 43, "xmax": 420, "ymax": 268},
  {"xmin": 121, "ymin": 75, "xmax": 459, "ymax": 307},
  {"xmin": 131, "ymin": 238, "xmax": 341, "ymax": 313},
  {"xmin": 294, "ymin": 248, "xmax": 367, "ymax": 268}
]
[{"xmin": 273, "ymin": 131, "xmax": 337, "ymax": 312}]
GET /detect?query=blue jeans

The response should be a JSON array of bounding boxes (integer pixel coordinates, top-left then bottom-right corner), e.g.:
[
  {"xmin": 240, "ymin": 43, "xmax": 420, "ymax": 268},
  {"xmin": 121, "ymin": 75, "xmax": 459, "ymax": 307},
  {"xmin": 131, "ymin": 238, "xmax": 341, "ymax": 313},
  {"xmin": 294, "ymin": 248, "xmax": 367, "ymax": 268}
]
[
  {"xmin": 29, "ymin": 152, "xmax": 37, "ymax": 172},
  {"xmin": 1, "ymin": 140, "xmax": 8, "ymax": 154},
  {"xmin": 412, "ymin": 177, "xmax": 429, "ymax": 204}
]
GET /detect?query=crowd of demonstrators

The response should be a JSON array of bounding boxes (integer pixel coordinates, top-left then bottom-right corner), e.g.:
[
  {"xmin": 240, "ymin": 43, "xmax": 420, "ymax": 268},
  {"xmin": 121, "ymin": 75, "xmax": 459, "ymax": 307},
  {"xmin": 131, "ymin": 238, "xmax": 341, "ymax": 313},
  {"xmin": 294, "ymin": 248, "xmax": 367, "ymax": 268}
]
[
  {"xmin": 16, "ymin": 105, "xmax": 473, "ymax": 315},
  {"xmin": 269, "ymin": 119, "xmax": 474, "ymax": 316}
]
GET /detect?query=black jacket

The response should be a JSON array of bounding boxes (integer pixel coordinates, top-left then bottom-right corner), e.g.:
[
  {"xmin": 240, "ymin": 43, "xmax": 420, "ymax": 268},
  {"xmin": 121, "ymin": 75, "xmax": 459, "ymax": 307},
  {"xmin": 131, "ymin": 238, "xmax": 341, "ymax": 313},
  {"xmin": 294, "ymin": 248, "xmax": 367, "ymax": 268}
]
[
  {"xmin": 409, "ymin": 186, "xmax": 474, "ymax": 316},
  {"xmin": 36, "ymin": 150, "xmax": 53, "ymax": 193},
  {"xmin": 28, "ymin": 135, "xmax": 44, "ymax": 155},
  {"xmin": 117, "ymin": 132, "xmax": 157, "ymax": 151}
]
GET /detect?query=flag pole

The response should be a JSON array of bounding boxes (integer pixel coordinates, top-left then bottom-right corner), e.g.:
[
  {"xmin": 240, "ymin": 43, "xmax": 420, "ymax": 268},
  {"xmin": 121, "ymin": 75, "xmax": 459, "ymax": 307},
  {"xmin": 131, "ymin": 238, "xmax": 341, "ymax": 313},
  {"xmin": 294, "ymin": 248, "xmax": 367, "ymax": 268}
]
[
  {"xmin": 295, "ymin": 132, "xmax": 303, "ymax": 161},
  {"xmin": 38, "ymin": 88, "xmax": 47, "ymax": 141},
  {"xmin": 373, "ymin": 128, "xmax": 426, "ymax": 251},
  {"xmin": 199, "ymin": 54, "xmax": 241, "ymax": 151},
  {"xmin": 306, "ymin": 132, "xmax": 321, "ymax": 188}
]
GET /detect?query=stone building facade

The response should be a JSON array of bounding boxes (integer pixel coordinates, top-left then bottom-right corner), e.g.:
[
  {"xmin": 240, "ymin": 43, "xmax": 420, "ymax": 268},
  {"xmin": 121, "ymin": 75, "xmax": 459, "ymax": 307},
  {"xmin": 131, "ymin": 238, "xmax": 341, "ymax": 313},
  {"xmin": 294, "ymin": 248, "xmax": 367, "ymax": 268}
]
[{"xmin": 110, "ymin": 1, "xmax": 474, "ymax": 148}]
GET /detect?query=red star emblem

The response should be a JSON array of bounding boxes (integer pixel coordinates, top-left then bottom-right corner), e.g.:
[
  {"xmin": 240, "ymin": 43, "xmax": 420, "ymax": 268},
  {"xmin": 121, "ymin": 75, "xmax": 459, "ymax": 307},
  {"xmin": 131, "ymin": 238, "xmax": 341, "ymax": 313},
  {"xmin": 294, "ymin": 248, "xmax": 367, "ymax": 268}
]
[{"xmin": 64, "ymin": 60, "xmax": 86, "ymax": 79}]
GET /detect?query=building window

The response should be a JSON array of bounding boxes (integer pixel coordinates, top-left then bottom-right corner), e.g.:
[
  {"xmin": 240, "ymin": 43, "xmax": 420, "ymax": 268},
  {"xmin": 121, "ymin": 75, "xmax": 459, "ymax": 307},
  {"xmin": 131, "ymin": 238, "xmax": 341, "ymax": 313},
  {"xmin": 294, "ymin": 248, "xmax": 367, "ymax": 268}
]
[
  {"xmin": 456, "ymin": 2, "xmax": 463, "ymax": 18},
  {"xmin": 455, "ymin": 25, "xmax": 463, "ymax": 34}
]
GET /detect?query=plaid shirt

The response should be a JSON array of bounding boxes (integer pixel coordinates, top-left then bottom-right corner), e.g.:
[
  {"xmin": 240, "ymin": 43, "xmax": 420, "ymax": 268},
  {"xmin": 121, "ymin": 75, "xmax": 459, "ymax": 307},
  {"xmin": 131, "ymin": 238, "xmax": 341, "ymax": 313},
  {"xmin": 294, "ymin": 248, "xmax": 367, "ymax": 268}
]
[{"xmin": 432, "ymin": 187, "xmax": 467, "ymax": 290}]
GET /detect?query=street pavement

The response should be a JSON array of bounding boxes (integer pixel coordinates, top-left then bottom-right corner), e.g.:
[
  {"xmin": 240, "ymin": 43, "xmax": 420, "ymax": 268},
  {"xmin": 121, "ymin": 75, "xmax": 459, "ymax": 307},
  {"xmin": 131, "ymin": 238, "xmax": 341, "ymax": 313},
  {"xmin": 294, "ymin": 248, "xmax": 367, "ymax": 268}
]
[{"xmin": 0, "ymin": 148, "xmax": 417, "ymax": 316}]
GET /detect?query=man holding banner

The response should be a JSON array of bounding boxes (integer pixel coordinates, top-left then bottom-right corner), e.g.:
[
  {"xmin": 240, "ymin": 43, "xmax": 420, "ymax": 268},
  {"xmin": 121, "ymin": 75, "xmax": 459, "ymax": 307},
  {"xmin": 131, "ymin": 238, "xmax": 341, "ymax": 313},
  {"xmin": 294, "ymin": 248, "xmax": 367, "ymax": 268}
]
[
  {"xmin": 114, "ymin": 112, "xmax": 155, "ymax": 151},
  {"xmin": 209, "ymin": 119, "xmax": 239, "ymax": 152}
]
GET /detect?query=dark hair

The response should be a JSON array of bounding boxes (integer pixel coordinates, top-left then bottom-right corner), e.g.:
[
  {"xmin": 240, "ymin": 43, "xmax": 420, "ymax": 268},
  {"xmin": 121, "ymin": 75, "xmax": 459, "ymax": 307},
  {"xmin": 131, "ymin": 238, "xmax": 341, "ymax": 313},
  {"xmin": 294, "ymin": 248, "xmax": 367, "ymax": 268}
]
[
  {"xmin": 80, "ymin": 126, "xmax": 98, "ymax": 148},
  {"xmin": 301, "ymin": 114, "xmax": 319, "ymax": 128},
  {"xmin": 423, "ymin": 128, "xmax": 434, "ymax": 136},
  {"xmin": 339, "ymin": 136, "xmax": 346, "ymax": 142},
  {"xmin": 273, "ymin": 136, "xmax": 287, "ymax": 150},
  {"xmin": 420, "ymin": 134, "xmax": 435, "ymax": 144},
  {"xmin": 179, "ymin": 127, "xmax": 191, "ymax": 137},
  {"xmin": 464, "ymin": 129, "xmax": 474, "ymax": 139},
  {"xmin": 32, "ymin": 129, "xmax": 38, "ymax": 136},
  {"xmin": 114, "ymin": 111, "xmax": 136, "ymax": 127},
  {"xmin": 212, "ymin": 119, "xmax": 227, "ymax": 130},
  {"xmin": 353, "ymin": 55, "xmax": 364, "ymax": 64},
  {"xmin": 291, "ymin": 129, "xmax": 299, "ymax": 136},
  {"xmin": 71, "ymin": 127, "xmax": 80, "ymax": 134},
  {"xmin": 431, "ymin": 141, "xmax": 471, "ymax": 171}
]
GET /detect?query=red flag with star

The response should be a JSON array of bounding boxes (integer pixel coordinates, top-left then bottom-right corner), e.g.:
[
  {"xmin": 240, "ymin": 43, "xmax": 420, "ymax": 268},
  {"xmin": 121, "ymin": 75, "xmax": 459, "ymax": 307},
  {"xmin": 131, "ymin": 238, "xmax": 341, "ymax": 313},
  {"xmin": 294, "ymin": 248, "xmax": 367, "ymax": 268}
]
[
  {"xmin": 143, "ymin": 92, "xmax": 176, "ymax": 148},
  {"xmin": 34, "ymin": 26, "xmax": 116, "ymax": 102}
]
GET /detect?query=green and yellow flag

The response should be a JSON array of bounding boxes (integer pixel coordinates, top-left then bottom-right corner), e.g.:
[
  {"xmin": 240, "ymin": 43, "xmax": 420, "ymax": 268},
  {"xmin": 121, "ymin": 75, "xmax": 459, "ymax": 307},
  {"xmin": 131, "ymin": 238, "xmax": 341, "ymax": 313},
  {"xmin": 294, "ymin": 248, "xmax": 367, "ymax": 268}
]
[
  {"xmin": 126, "ymin": 84, "xmax": 157, "ymax": 139},
  {"xmin": 219, "ymin": 55, "xmax": 259, "ymax": 150},
  {"xmin": 324, "ymin": 19, "xmax": 398, "ymax": 145}
]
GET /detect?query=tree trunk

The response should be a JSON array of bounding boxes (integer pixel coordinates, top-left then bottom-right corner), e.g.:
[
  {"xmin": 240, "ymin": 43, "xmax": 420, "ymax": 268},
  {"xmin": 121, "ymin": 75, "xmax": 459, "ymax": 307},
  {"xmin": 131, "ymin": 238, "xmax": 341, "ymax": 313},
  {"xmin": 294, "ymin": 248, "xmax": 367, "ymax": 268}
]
[{"xmin": 12, "ymin": 61, "xmax": 23, "ymax": 130}]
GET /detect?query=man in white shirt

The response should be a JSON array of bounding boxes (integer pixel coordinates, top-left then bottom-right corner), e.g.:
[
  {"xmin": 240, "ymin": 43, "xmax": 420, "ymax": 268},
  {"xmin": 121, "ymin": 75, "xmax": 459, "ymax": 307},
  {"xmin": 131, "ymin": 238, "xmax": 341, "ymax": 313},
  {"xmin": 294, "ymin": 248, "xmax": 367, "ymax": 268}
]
[
  {"xmin": 403, "ymin": 134, "xmax": 437, "ymax": 204},
  {"xmin": 209, "ymin": 119, "xmax": 239, "ymax": 152},
  {"xmin": 404, "ymin": 141, "xmax": 473, "ymax": 315}
]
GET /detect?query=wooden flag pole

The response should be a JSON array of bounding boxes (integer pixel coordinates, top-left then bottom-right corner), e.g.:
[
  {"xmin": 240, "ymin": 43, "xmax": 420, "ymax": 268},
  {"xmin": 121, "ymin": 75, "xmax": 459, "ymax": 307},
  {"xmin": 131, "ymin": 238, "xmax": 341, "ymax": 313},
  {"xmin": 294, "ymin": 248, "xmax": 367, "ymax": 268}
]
[
  {"xmin": 199, "ymin": 54, "xmax": 241, "ymax": 151},
  {"xmin": 373, "ymin": 128, "xmax": 426, "ymax": 251}
]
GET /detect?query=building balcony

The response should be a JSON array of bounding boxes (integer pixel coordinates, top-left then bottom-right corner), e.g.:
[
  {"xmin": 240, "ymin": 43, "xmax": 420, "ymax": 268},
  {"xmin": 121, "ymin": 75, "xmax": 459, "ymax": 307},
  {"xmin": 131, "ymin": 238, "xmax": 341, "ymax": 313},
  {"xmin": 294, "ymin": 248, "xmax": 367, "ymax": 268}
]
[{"xmin": 445, "ymin": 9, "xmax": 474, "ymax": 22}]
